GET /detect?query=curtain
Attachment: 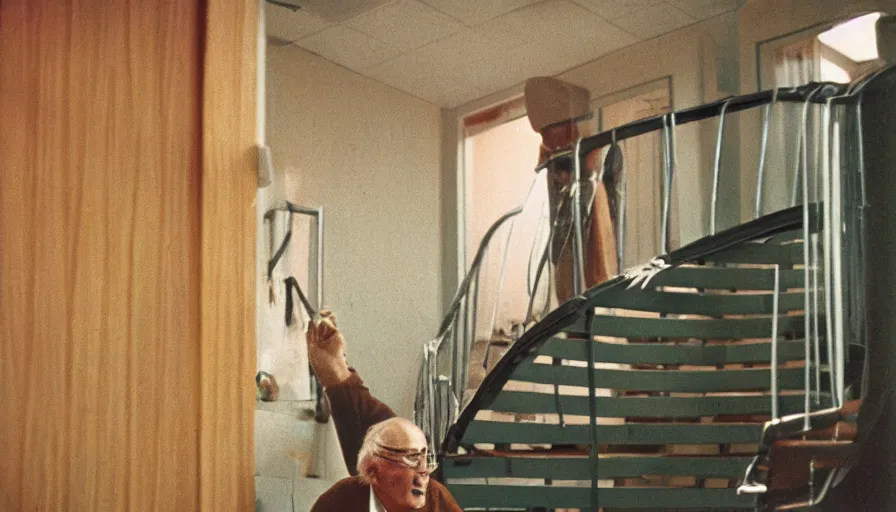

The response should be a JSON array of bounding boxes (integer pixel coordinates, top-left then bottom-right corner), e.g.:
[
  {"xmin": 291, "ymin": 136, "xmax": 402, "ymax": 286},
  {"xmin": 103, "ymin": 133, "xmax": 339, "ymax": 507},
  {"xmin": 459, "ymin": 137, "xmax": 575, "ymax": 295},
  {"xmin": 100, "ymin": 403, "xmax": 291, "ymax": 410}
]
[{"xmin": 600, "ymin": 88, "xmax": 671, "ymax": 268}]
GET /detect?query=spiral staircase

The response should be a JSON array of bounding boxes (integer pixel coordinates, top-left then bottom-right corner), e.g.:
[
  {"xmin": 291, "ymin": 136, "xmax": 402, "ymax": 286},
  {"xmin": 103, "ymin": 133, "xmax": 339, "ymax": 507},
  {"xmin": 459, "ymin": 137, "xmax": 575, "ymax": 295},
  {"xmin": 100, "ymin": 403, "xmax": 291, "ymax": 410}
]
[{"xmin": 416, "ymin": 68, "xmax": 896, "ymax": 510}]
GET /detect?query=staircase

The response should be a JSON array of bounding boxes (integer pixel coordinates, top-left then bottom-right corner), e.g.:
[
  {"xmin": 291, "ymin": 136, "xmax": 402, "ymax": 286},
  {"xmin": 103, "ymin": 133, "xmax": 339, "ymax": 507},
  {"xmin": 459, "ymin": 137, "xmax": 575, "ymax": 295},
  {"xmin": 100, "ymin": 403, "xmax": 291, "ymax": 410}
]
[
  {"xmin": 415, "ymin": 72, "xmax": 884, "ymax": 510},
  {"xmin": 441, "ymin": 209, "xmax": 848, "ymax": 511}
]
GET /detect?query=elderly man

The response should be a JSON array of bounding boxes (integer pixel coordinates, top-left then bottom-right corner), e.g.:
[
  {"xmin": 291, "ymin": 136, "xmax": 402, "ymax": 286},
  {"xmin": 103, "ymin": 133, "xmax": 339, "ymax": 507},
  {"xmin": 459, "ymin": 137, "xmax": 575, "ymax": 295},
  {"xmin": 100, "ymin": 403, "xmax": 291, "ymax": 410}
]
[{"xmin": 306, "ymin": 313, "xmax": 462, "ymax": 511}]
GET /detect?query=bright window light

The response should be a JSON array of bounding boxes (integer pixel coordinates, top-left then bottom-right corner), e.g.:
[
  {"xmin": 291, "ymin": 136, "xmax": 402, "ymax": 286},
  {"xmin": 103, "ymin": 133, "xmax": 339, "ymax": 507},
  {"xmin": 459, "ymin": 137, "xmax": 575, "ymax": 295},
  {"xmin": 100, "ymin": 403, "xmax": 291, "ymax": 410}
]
[
  {"xmin": 818, "ymin": 12, "xmax": 881, "ymax": 62},
  {"xmin": 820, "ymin": 58, "xmax": 852, "ymax": 83}
]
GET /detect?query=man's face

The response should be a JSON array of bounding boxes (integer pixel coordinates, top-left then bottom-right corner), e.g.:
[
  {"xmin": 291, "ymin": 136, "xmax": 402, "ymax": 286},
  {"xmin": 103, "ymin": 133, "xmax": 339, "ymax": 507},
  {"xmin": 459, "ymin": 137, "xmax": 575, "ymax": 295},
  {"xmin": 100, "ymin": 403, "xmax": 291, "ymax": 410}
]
[{"xmin": 371, "ymin": 421, "xmax": 432, "ymax": 511}]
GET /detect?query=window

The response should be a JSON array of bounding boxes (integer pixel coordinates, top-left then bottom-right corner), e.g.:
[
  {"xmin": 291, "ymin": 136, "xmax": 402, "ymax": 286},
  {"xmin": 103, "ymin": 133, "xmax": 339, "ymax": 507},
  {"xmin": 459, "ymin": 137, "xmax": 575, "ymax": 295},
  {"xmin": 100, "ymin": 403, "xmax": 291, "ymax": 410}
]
[
  {"xmin": 591, "ymin": 78, "xmax": 672, "ymax": 267},
  {"xmin": 758, "ymin": 12, "xmax": 883, "ymax": 89}
]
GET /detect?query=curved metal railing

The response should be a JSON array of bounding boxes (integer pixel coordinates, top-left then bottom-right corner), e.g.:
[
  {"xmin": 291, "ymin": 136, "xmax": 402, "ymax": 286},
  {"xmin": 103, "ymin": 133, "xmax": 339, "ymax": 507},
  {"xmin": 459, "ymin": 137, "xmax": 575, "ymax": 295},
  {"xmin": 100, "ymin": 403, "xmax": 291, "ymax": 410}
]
[{"xmin": 415, "ymin": 70, "xmax": 885, "ymax": 510}]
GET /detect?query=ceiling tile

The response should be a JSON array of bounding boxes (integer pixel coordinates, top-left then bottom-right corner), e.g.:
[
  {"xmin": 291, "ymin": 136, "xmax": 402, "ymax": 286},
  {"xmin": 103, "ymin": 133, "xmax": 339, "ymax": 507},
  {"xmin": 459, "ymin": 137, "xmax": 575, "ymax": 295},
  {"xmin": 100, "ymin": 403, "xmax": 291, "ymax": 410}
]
[
  {"xmin": 367, "ymin": 1, "xmax": 639, "ymax": 107},
  {"xmin": 295, "ymin": 26, "xmax": 403, "ymax": 71},
  {"xmin": 274, "ymin": 0, "xmax": 721, "ymax": 108},
  {"xmin": 570, "ymin": 0, "xmax": 665, "ymax": 20},
  {"xmin": 265, "ymin": 3, "xmax": 332, "ymax": 42},
  {"xmin": 366, "ymin": 53, "xmax": 472, "ymax": 106},
  {"xmin": 345, "ymin": 0, "xmax": 464, "ymax": 52},
  {"xmin": 420, "ymin": 0, "xmax": 544, "ymax": 26},
  {"xmin": 391, "ymin": 27, "xmax": 523, "ymax": 71},
  {"xmin": 293, "ymin": 0, "xmax": 394, "ymax": 23},
  {"xmin": 668, "ymin": 0, "xmax": 739, "ymax": 19},
  {"xmin": 611, "ymin": 2, "xmax": 695, "ymax": 39},
  {"xmin": 364, "ymin": 39, "xmax": 479, "ymax": 105},
  {"xmin": 488, "ymin": 1, "xmax": 638, "ymax": 58}
]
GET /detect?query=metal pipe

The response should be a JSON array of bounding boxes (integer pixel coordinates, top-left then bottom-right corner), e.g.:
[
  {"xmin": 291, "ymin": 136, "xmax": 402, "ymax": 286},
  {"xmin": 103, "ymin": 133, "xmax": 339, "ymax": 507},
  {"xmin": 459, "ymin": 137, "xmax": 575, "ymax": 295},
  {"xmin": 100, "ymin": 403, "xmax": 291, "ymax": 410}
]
[
  {"xmin": 661, "ymin": 115, "xmax": 671, "ymax": 253},
  {"xmin": 425, "ymin": 347, "xmax": 436, "ymax": 446},
  {"xmin": 451, "ymin": 307, "xmax": 460, "ymax": 401},
  {"xmin": 316, "ymin": 207, "xmax": 324, "ymax": 311},
  {"xmin": 614, "ymin": 130, "xmax": 627, "ymax": 269},
  {"xmin": 711, "ymin": 100, "xmax": 731, "ymax": 234},
  {"xmin": 483, "ymin": 215, "xmax": 517, "ymax": 369},
  {"xmin": 771, "ymin": 264, "xmax": 781, "ymax": 420},
  {"xmin": 801, "ymin": 87, "xmax": 823, "ymax": 430},
  {"xmin": 666, "ymin": 113, "xmax": 677, "ymax": 252},
  {"xmin": 572, "ymin": 138, "xmax": 586, "ymax": 296},
  {"xmin": 856, "ymin": 100, "xmax": 870, "ymax": 400},
  {"xmin": 829, "ymin": 101, "xmax": 846, "ymax": 407},
  {"xmin": 534, "ymin": 82, "xmax": 851, "ymax": 170},
  {"xmin": 821, "ymin": 100, "xmax": 838, "ymax": 408},
  {"xmin": 464, "ymin": 264, "xmax": 480, "ymax": 393},
  {"xmin": 755, "ymin": 89, "xmax": 778, "ymax": 218},
  {"xmin": 774, "ymin": 466, "xmax": 839, "ymax": 510},
  {"xmin": 525, "ymin": 234, "xmax": 552, "ymax": 326},
  {"xmin": 811, "ymin": 103, "xmax": 822, "ymax": 406},
  {"xmin": 435, "ymin": 206, "xmax": 521, "ymax": 343}
]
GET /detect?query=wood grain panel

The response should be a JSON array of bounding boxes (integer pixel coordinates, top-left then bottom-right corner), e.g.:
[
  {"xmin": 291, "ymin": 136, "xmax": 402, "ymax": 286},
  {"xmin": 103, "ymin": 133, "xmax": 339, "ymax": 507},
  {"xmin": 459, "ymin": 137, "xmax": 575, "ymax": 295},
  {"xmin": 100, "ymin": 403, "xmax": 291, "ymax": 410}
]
[
  {"xmin": 200, "ymin": 0, "xmax": 257, "ymax": 510},
  {"xmin": 0, "ymin": 0, "xmax": 255, "ymax": 510}
]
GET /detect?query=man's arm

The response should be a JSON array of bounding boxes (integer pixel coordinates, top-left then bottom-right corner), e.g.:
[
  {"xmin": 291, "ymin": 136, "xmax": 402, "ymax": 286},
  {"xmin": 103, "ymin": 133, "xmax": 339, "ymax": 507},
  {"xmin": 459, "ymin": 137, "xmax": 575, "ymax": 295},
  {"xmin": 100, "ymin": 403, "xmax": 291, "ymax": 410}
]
[
  {"xmin": 324, "ymin": 369, "xmax": 395, "ymax": 475},
  {"xmin": 306, "ymin": 314, "xmax": 396, "ymax": 475}
]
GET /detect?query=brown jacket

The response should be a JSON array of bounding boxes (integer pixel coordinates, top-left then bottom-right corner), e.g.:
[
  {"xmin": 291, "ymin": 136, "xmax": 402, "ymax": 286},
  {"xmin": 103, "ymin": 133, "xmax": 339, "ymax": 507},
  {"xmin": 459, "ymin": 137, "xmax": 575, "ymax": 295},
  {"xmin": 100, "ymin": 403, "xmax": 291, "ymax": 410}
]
[
  {"xmin": 309, "ymin": 475, "xmax": 460, "ymax": 512},
  {"xmin": 325, "ymin": 369, "xmax": 397, "ymax": 476},
  {"xmin": 315, "ymin": 370, "xmax": 462, "ymax": 511}
]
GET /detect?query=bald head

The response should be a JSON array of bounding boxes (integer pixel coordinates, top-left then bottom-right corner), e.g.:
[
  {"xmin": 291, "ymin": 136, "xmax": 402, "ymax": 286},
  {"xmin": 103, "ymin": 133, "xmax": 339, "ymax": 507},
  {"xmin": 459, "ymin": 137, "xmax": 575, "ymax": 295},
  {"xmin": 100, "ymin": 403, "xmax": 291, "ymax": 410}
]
[
  {"xmin": 357, "ymin": 418, "xmax": 427, "ymax": 477},
  {"xmin": 378, "ymin": 418, "xmax": 427, "ymax": 448}
]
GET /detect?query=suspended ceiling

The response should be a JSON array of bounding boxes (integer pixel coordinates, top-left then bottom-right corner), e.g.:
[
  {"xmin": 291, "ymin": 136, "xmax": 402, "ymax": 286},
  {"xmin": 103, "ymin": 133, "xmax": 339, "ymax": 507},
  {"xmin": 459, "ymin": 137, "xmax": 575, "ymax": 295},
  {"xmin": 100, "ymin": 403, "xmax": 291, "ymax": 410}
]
[{"xmin": 266, "ymin": 0, "xmax": 741, "ymax": 108}]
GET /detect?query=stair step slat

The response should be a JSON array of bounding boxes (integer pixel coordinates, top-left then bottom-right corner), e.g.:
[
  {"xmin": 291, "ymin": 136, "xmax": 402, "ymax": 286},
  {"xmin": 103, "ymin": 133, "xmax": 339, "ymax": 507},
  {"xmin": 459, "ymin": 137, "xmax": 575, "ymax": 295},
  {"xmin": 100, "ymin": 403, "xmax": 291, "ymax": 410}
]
[
  {"xmin": 566, "ymin": 314, "xmax": 806, "ymax": 339},
  {"xmin": 462, "ymin": 420, "xmax": 763, "ymax": 445},
  {"xmin": 487, "ymin": 391, "xmax": 820, "ymax": 418},
  {"xmin": 448, "ymin": 484, "xmax": 754, "ymax": 509},
  {"xmin": 537, "ymin": 337, "xmax": 806, "ymax": 365},
  {"xmin": 700, "ymin": 241, "xmax": 803, "ymax": 264},
  {"xmin": 586, "ymin": 288, "xmax": 808, "ymax": 316},
  {"xmin": 509, "ymin": 361, "xmax": 815, "ymax": 392},
  {"xmin": 646, "ymin": 266, "xmax": 805, "ymax": 290},
  {"xmin": 443, "ymin": 455, "xmax": 754, "ymax": 479}
]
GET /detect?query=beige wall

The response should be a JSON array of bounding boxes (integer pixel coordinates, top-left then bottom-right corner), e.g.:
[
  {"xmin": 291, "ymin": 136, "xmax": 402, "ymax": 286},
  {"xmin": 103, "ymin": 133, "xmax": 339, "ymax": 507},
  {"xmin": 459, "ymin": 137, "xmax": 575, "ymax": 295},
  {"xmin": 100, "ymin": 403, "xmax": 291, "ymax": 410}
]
[
  {"xmin": 266, "ymin": 44, "xmax": 442, "ymax": 419},
  {"xmin": 736, "ymin": 0, "xmax": 896, "ymax": 221},
  {"xmin": 467, "ymin": 116, "xmax": 545, "ymax": 335}
]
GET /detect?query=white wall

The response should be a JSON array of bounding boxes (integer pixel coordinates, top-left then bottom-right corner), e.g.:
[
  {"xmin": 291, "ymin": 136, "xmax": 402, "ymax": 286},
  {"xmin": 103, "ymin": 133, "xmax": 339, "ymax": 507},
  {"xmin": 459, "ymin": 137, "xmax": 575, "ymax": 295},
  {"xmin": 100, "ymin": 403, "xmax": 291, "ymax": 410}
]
[
  {"xmin": 267, "ymin": 44, "xmax": 443, "ymax": 420},
  {"xmin": 257, "ymin": 43, "xmax": 442, "ymax": 508}
]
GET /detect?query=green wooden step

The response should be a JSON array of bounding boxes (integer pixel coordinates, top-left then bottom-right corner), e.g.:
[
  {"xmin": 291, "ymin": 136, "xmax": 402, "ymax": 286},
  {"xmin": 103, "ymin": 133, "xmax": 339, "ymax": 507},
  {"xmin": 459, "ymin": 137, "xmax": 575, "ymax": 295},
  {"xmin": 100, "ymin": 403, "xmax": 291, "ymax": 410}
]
[
  {"xmin": 448, "ymin": 485, "xmax": 755, "ymax": 509},
  {"xmin": 647, "ymin": 266, "xmax": 805, "ymax": 290},
  {"xmin": 509, "ymin": 361, "xmax": 811, "ymax": 392},
  {"xmin": 586, "ymin": 288, "xmax": 808, "ymax": 315},
  {"xmin": 487, "ymin": 391, "xmax": 812, "ymax": 418},
  {"xmin": 442, "ymin": 455, "xmax": 753, "ymax": 480},
  {"xmin": 700, "ymin": 241, "xmax": 803, "ymax": 265},
  {"xmin": 577, "ymin": 314, "xmax": 805, "ymax": 340},
  {"xmin": 462, "ymin": 420, "xmax": 763, "ymax": 445},
  {"xmin": 537, "ymin": 337, "xmax": 806, "ymax": 365}
]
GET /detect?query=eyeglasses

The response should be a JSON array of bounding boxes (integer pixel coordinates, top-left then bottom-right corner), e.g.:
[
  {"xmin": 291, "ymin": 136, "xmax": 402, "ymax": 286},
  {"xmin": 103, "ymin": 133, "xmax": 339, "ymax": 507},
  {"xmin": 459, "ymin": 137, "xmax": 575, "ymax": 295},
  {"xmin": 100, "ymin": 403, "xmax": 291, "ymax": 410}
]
[{"xmin": 374, "ymin": 443, "xmax": 438, "ymax": 473}]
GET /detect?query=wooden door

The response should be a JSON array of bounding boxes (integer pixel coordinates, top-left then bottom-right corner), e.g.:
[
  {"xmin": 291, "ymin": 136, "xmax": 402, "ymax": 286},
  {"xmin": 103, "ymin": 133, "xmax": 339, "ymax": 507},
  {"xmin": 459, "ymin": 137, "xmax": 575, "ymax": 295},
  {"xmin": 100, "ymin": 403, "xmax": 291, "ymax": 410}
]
[{"xmin": 0, "ymin": 1, "xmax": 256, "ymax": 510}]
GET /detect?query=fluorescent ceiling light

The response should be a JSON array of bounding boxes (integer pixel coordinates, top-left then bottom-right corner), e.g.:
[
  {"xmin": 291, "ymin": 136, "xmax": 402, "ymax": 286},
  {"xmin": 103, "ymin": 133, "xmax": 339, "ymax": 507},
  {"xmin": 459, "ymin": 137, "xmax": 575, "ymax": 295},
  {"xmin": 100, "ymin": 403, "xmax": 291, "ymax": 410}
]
[{"xmin": 818, "ymin": 12, "xmax": 881, "ymax": 62}]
